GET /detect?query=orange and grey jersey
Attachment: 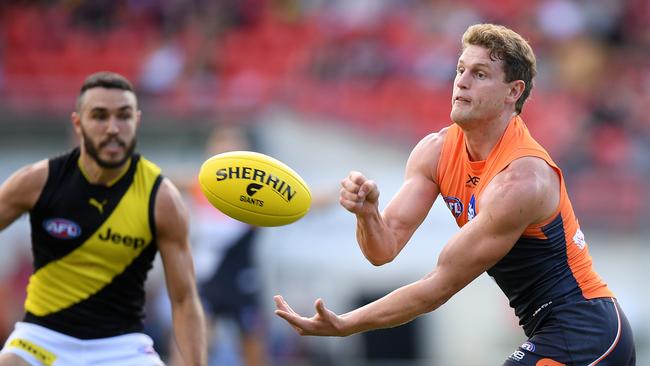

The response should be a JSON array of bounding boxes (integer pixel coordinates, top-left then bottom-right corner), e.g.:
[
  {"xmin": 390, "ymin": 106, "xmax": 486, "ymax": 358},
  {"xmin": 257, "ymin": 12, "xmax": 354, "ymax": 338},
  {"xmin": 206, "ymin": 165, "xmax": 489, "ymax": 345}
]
[
  {"xmin": 436, "ymin": 116, "xmax": 614, "ymax": 336},
  {"xmin": 25, "ymin": 148, "xmax": 162, "ymax": 339}
]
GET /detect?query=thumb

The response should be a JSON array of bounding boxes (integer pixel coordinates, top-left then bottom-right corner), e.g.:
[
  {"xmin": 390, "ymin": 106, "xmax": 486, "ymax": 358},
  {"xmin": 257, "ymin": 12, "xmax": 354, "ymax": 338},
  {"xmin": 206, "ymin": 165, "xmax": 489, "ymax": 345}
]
[
  {"xmin": 360, "ymin": 181, "xmax": 379, "ymax": 202},
  {"xmin": 315, "ymin": 298, "xmax": 327, "ymax": 315}
]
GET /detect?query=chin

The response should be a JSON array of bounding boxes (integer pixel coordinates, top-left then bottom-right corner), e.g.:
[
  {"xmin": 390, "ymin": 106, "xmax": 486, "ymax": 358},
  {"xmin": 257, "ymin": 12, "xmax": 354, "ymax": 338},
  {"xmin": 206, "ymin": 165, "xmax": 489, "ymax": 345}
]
[
  {"xmin": 97, "ymin": 154, "xmax": 130, "ymax": 169},
  {"xmin": 450, "ymin": 110, "xmax": 469, "ymax": 125}
]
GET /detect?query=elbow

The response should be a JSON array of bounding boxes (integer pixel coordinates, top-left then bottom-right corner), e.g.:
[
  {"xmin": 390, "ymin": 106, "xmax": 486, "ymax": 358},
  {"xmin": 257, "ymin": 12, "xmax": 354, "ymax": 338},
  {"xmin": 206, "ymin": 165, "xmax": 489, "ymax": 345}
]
[
  {"xmin": 364, "ymin": 252, "xmax": 396, "ymax": 266},
  {"xmin": 358, "ymin": 235, "xmax": 402, "ymax": 266},
  {"xmin": 367, "ymin": 257, "xmax": 391, "ymax": 266}
]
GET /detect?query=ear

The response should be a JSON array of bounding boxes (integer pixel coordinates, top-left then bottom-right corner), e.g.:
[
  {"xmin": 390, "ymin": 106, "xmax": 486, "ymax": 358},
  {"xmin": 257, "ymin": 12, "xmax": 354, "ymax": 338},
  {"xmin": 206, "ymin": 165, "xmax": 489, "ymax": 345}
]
[
  {"xmin": 135, "ymin": 109, "xmax": 142, "ymax": 128},
  {"xmin": 71, "ymin": 111, "xmax": 82, "ymax": 135},
  {"xmin": 506, "ymin": 80, "xmax": 526, "ymax": 105}
]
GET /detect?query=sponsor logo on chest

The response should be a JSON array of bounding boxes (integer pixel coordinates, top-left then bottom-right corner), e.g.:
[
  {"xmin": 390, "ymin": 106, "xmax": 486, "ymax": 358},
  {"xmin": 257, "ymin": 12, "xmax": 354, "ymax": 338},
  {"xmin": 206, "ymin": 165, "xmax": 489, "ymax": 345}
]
[
  {"xmin": 98, "ymin": 227, "xmax": 146, "ymax": 249},
  {"xmin": 465, "ymin": 174, "xmax": 480, "ymax": 187}
]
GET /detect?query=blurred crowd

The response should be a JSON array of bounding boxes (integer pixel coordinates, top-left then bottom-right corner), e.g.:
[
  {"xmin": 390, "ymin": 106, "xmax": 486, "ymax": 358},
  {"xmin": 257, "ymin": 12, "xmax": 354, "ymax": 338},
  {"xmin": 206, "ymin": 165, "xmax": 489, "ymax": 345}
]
[{"xmin": 1, "ymin": 0, "xmax": 649, "ymax": 230}]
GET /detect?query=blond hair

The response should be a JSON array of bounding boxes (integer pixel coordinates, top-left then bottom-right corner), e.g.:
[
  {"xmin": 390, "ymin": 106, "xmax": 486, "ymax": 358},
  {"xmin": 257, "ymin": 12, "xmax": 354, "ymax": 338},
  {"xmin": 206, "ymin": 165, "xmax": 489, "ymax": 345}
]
[{"xmin": 462, "ymin": 24, "xmax": 536, "ymax": 114}]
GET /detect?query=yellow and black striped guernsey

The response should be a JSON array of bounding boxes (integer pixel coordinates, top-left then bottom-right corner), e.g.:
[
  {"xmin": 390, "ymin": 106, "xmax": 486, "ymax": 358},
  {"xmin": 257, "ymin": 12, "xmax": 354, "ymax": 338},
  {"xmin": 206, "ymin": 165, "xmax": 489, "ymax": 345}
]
[{"xmin": 24, "ymin": 148, "xmax": 163, "ymax": 339}]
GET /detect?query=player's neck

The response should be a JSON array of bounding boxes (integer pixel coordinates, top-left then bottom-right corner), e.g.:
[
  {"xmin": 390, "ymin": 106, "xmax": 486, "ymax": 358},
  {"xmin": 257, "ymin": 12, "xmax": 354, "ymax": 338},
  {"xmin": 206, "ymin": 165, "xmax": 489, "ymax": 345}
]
[
  {"xmin": 462, "ymin": 112, "xmax": 516, "ymax": 162},
  {"xmin": 78, "ymin": 154, "xmax": 131, "ymax": 187}
]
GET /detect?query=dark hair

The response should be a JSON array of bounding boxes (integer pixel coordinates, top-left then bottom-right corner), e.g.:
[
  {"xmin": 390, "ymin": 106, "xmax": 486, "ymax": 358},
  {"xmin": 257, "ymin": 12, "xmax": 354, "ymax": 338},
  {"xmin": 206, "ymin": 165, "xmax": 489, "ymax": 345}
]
[
  {"xmin": 462, "ymin": 24, "xmax": 537, "ymax": 114},
  {"xmin": 76, "ymin": 71, "xmax": 135, "ymax": 110}
]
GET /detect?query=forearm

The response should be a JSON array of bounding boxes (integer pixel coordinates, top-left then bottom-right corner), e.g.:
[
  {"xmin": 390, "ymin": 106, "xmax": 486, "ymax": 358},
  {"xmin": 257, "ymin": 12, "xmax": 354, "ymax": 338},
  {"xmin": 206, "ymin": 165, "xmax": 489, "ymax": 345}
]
[
  {"xmin": 171, "ymin": 297, "xmax": 208, "ymax": 366},
  {"xmin": 341, "ymin": 275, "xmax": 447, "ymax": 335},
  {"xmin": 355, "ymin": 211, "xmax": 400, "ymax": 265}
]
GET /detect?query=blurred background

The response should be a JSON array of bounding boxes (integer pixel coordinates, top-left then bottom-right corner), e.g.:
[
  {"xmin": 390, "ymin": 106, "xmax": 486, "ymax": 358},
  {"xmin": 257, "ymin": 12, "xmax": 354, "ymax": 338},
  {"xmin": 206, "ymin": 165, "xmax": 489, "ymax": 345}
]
[{"xmin": 0, "ymin": 0, "xmax": 649, "ymax": 365}]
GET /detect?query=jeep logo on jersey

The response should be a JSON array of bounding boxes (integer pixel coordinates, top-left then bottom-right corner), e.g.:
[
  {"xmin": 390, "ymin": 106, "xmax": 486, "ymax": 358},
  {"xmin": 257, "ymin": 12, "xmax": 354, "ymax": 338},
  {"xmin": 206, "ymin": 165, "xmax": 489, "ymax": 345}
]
[
  {"xmin": 43, "ymin": 218, "xmax": 81, "ymax": 239},
  {"xmin": 444, "ymin": 196, "xmax": 463, "ymax": 218},
  {"xmin": 98, "ymin": 227, "xmax": 146, "ymax": 249}
]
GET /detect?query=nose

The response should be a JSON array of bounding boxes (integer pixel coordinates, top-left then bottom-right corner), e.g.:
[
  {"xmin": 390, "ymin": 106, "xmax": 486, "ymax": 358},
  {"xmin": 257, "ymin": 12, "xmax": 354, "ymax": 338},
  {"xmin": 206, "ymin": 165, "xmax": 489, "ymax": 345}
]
[
  {"xmin": 455, "ymin": 71, "xmax": 470, "ymax": 90},
  {"xmin": 105, "ymin": 116, "xmax": 119, "ymax": 135}
]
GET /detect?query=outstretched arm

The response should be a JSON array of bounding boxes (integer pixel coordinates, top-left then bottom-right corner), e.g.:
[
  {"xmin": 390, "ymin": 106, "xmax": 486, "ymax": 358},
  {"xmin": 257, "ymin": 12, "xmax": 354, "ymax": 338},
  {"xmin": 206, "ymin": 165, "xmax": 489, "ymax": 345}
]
[
  {"xmin": 156, "ymin": 178, "xmax": 207, "ymax": 366},
  {"xmin": 339, "ymin": 131, "xmax": 445, "ymax": 265},
  {"xmin": 277, "ymin": 157, "xmax": 559, "ymax": 336}
]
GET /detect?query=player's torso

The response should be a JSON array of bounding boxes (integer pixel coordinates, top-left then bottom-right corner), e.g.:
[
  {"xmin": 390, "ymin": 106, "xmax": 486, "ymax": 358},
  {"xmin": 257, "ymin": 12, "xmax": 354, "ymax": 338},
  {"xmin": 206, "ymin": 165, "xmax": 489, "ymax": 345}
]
[
  {"xmin": 25, "ymin": 148, "xmax": 162, "ymax": 339},
  {"xmin": 436, "ymin": 117, "xmax": 613, "ymax": 336}
]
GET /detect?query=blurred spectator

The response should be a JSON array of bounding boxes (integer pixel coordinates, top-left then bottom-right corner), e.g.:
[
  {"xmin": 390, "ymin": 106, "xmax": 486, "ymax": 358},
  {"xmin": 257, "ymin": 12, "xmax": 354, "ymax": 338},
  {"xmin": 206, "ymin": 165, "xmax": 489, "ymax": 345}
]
[
  {"xmin": 139, "ymin": 37, "xmax": 185, "ymax": 95},
  {"xmin": 0, "ymin": 0, "xmax": 649, "ymax": 231},
  {"xmin": 68, "ymin": 0, "xmax": 119, "ymax": 32}
]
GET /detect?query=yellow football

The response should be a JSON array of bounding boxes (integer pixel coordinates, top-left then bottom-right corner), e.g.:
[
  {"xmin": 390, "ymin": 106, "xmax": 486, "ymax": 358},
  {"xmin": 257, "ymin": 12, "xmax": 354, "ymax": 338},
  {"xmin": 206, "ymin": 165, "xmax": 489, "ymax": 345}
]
[{"xmin": 198, "ymin": 151, "xmax": 312, "ymax": 226}]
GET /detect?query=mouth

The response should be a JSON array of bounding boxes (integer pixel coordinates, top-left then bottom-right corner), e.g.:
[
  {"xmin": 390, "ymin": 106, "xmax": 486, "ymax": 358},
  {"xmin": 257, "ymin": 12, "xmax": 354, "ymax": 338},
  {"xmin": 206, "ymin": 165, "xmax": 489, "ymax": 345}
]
[
  {"xmin": 99, "ymin": 138, "xmax": 126, "ymax": 153},
  {"xmin": 454, "ymin": 96, "xmax": 471, "ymax": 103}
]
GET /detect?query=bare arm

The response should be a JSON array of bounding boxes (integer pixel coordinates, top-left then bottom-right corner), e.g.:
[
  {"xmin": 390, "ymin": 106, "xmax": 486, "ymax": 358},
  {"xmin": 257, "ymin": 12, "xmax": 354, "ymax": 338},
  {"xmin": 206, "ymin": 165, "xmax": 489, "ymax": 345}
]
[
  {"xmin": 339, "ymin": 131, "xmax": 445, "ymax": 265},
  {"xmin": 0, "ymin": 160, "xmax": 48, "ymax": 231},
  {"xmin": 155, "ymin": 178, "xmax": 207, "ymax": 366},
  {"xmin": 276, "ymin": 157, "xmax": 559, "ymax": 336}
]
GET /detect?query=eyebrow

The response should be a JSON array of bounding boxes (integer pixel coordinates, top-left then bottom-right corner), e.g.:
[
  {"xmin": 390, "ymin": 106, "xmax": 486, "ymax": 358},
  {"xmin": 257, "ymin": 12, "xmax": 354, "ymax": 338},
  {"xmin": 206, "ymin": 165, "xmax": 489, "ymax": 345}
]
[
  {"xmin": 457, "ymin": 61, "xmax": 493, "ymax": 69},
  {"xmin": 89, "ymin": 105, "xmax": 134, "ymax": 112}
]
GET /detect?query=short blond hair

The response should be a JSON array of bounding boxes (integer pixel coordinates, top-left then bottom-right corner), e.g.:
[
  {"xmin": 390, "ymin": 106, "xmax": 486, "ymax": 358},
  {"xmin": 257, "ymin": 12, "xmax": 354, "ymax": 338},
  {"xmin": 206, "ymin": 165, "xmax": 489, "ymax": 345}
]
[{"xmin": 462, "ymin": 24, "xmax": 536, "ymax": 114}]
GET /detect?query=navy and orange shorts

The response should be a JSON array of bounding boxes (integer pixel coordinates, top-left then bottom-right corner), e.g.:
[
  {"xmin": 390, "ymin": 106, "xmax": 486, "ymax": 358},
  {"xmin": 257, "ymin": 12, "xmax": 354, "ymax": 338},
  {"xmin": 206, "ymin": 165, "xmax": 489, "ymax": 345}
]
[{"xmin": 503, "ymin": 298, "xmax": 635, "ymax": 366}]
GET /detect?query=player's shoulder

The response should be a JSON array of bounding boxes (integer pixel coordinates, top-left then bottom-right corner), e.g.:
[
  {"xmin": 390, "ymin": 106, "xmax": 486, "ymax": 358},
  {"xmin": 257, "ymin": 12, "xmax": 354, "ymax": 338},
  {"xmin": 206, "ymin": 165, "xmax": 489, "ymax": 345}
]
[
  {"xmin": 11, "ymin": 159, "xmax": 49, "ymax": 188},
  {"xmin": 405, "ymin": 126, "xmax": 450, "ymax": 181},
  {"xmin": 411, "ymin": 125, "xmax": 449, "ymax": 156},
  {"xmin": 26, "ymin": 158, "xmax": 49, "ymax": 173},
  {"xmin": 156, "ymin": 177, "xmax": 185, "ymax": 207},
  {"xmin": 153, "ymin": 176, "xmax": 190, "ymax": 242},
  {"xmin": 1, "ymin": 159, "xmax": 49, "ymax": 210},
  {"xmin": 504, "ymin": 156, "xmax": 556, "ymax": 182},
  {"xmin": 493, "ymin": 156, "xmax": 546, "ymax": 184},
  {"xmin": 488, "ymin": 157, "xmax": 557, "ymax": 205},
  {"xmin": 154, "ymin": 177, "xmax": 189, "ymax": 219},
  {"xmin": 418, "ymin": 126, "xmax": 449, "ymax": 146}
]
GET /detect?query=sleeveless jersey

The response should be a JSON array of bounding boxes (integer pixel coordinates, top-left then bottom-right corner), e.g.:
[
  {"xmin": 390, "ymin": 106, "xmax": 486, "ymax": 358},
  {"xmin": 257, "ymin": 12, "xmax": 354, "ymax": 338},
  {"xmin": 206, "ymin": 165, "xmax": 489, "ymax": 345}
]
[
  {"xmin": 436, "ymin": 116, "xmax": 614, "ymax": 336},
  {"xmin": 24, "ymin": 148, "xmax": 163, "ymax": 339}
]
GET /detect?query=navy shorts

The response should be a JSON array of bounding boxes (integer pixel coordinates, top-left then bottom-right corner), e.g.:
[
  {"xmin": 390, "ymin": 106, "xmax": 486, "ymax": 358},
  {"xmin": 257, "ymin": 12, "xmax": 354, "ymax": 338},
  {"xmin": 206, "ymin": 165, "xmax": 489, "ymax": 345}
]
[{"xmin": 503, "ymin": 298, "xmax": 635, "ymax": 366}]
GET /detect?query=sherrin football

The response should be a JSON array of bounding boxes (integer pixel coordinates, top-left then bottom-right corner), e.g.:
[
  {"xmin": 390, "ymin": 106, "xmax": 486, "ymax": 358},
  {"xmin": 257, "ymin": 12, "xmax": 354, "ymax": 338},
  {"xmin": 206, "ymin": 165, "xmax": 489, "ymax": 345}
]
[{"xmin": 198, "ymin": 151, "xmax": 312, "ymax": 226}]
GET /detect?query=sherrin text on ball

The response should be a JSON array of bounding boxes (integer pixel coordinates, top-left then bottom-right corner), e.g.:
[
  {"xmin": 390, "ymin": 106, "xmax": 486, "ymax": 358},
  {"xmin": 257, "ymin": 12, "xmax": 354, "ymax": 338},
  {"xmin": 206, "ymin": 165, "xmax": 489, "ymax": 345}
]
[{"xmin": 198, "ymin": 151, "xmax": 311, "ymax": 226}]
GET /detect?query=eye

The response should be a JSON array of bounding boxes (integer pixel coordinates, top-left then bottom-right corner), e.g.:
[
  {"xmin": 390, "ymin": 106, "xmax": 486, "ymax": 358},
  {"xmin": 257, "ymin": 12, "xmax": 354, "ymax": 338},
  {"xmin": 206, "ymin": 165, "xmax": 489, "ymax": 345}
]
[
  {"xmin": 456, "ymin": 67, "xmax": 465, "ymax": 75},
  {"xmin": 92, "ymin": 111, "xmax": 109, "ymax": 121},
  {"xmin": 476, "ymin": 71, "xmax": 487, "ymax": 79},
  {"xmin": 117, "ymin": 111, "xmax": 132, "ymax": 120}
]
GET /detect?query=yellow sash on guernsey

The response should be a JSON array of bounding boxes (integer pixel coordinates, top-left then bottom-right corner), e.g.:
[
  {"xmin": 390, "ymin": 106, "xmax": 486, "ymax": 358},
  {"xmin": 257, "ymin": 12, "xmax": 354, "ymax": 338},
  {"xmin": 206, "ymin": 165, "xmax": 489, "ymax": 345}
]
[{"xmin": 24, "ymin": 159, "xmax": 161, "ymax": 316}]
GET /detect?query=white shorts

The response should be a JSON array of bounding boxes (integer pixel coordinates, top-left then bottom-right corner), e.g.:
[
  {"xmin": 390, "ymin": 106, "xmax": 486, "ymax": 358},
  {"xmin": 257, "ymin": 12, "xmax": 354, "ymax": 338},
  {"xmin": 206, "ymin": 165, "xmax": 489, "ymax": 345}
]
[{"xmin": 1, "ymin": 322, "xmax": 165, "ymax": 366}]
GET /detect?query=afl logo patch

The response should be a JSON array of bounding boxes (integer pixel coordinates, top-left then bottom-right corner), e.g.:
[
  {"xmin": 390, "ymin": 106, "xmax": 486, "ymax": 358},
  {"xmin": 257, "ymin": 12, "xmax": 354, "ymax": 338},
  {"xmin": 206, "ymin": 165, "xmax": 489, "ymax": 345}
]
[
  {"xmin": 43, "ymin": 218, "xmax": 81, "ymax": 239},
  {"xmin": 444, "ymin": 196, "xmax": 464, "ymax": 218}
]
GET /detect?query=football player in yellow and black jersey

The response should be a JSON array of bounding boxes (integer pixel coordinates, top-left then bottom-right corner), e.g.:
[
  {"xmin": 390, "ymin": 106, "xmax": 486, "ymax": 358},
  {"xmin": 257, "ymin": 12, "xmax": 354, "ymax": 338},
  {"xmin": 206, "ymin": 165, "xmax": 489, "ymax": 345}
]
[{"xmin": 0, "ymin": 72, "xmax": 207, "ymax": 366}]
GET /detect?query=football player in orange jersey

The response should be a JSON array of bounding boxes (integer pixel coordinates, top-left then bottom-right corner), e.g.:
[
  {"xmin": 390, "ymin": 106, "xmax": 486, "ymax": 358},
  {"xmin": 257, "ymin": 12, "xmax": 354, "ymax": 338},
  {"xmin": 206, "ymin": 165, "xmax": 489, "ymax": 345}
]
[{"xmin": 274, "ymin": 24, "xmax": 635, "ymax": 365}]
